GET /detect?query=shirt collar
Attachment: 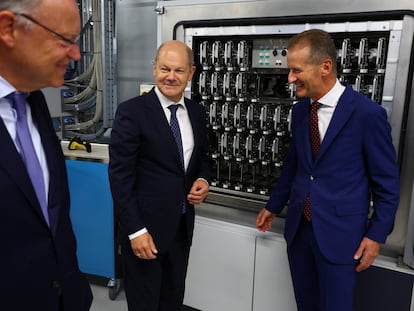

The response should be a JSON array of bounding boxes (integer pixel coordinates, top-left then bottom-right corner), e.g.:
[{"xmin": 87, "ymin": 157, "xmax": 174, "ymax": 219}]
[
  {"xmin": 154, "ymin": 86, "xmax": 186, "ymax": 110},
  {"xmin": 0, "ymin": 76, "xmax": 17, "ymax": 100},
  {"xmin": 312, "ymin": 79, "xmax": 345, "ymax": 108}
]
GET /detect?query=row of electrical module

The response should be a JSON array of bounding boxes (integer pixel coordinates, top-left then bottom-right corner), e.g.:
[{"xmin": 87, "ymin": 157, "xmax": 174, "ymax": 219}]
[{"xmin": 191, "ymin": 33, "xmax": 389, "ymax": 203}]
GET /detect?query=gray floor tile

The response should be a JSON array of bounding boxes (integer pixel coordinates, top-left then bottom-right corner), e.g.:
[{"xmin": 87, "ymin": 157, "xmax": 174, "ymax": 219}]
[
  {"xmin": 90, "ymin": 284, "xmax": 128, "ymax": 311},
  {"xmin": 89, "ymin": 283, "xmax": 200, "ymax": 311}
]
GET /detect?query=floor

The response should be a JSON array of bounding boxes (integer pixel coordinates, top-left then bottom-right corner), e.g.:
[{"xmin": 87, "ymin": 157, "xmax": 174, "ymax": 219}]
[
  {"xmin": 89, "ymin": 282, "xmax": 198, "ymax": 311},
  {"xmin": 90, "ymin": 283, "xmax": 127, "ymax": 311}
]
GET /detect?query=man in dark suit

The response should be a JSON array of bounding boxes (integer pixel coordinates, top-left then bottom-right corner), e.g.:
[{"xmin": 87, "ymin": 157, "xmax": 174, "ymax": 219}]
[
  {"xmin": 109, "ymin": 40, "xmax": 210, "ymax": 311},
  {"xmin": 256, "ymin": 29, "xmax": 399, "ymax": 310},
  {"xmin": 0, "ymin": 0, "xmax": 92, "ymax": 310}
]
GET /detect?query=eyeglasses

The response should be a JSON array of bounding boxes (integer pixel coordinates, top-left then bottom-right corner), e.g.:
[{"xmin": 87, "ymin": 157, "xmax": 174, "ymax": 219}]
[{"xmin": 15, "ymin": 12, "xmax": 80, "ymax": 48}]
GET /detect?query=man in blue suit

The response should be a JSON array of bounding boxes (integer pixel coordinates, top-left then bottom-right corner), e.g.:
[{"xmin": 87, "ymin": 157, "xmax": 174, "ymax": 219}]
[
  {"xmin": 256, "ymin": 29, "xmax": 399, "ymax": 311},
  {"xmin": 0, "ymin": 0, "xmax": 92, "ymax": 310},
  {"xmin": 109, "ymin": 40, "xmax": 210, "ymax": 311}
]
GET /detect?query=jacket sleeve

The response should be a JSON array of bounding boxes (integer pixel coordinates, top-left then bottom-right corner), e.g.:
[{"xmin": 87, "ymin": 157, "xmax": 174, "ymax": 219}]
[
  {"xmin": 363, "ymin": 105, "xmax": 400, "ymax": 243},
  {"xmin": 108, "ymin": 99, "xmax": 145, "ymax": 235}
]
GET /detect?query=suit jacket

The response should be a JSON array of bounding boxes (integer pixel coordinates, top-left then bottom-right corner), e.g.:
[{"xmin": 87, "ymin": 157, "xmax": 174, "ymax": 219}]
[
  {"xmin": 109, "ymin": 89, "xmax": 210, "ymax": 254},
  {"xmin": 0, "ymin": 91, "xmax": 92, "ymax": 310},
  {"xmin": 266, "ymin": 84, "xmax": 400, "ymax": 264}
]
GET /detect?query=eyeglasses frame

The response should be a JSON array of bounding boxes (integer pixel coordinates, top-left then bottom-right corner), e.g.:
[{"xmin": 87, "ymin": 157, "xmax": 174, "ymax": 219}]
[{"xmin": 15, "ymin": 12, "xmax": 80, "ymax": 47}]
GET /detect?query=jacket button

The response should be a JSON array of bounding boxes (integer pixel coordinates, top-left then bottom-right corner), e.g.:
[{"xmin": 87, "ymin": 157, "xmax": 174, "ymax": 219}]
[
  {"xmin": 310, "ymin": 176, "xmax": 315, "ymax": 180},
  {"xmin": 51, "ymin": 280, "xmax": 61, "ymax": 289}
]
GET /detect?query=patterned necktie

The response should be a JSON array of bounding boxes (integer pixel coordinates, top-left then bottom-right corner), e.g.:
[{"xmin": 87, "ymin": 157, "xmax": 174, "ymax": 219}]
[
  {"xmin": 10, "ymin": 92, "xmax": 49, "ymax": 226},
  {"xmin": 168, "ymin": 104, "xmax": 186, "ymax": 213},
  {"xmin": 168, "ymin": 104, "xmax": 184, "ymax": 169},
  {"xmin": 310, "ymin": 101, "xmax": 321, "ymax": 159},
  {"xmin": 303, "ymin": 101, "xmax": 321, "ymax": 221}
]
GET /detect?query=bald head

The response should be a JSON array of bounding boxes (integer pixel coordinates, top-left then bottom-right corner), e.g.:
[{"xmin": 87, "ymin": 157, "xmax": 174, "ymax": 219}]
[{"xmin": 154, "ymin": 40, "xmax": 194, "ymax": 68}]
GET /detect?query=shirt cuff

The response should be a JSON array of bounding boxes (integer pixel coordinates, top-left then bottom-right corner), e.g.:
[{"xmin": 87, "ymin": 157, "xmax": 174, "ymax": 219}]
[
  {"xmin": 197, "ymin": 177, "xmax": 209, "ymax": 186},
  {"xmin": 128, "ymin": 227, "xmax": 148, "ymax": 240}
]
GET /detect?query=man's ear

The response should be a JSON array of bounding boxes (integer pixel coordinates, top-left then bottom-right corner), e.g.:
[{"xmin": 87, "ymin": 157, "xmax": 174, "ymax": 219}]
[
  {"xmin": 0, "ymin": 11, "xmax": 18, "ymax": 48},
  {"xmin": 188, "ymin": 65, "xmax": 196, "ymax": 81},
  {"xmin": 320, "ymin": 58, "xmax": 333, "ymax": 77}
]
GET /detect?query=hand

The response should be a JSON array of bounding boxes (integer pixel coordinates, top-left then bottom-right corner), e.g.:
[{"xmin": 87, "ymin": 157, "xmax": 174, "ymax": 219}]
[
  {"xmin": 256, "ymin": 208, "xmax": 275, "ymax": 232},
  {"xmin": 130, "ymin": 232, "xmax": 158, "ymax": 260},
  {"xmin": 354, "ymin": 237, "xmax": 380, "ymax": 272},
  {"xmin": 187, "ymin": 179, "xmax": 209, "ymax": 205}
]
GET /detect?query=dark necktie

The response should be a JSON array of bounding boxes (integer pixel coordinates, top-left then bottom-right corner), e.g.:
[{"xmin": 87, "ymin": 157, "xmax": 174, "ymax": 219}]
[
  {"xmin": 168, "ymin": 104, "xmax": 184, "ymax": 169},
  {"xmin": 310, "ymin": 101, "xmax": 321, "ymax": 159},
  {"xmin": 303, "ymin": 101, "xmax": 321, "ymax": 221},
  {"xmin": 168, "ymin": 104, "xmax": 186, "ymax": 213},
  {"xmin": 10, "ymin": 92, "xmax": 49, "ymax": 226}
]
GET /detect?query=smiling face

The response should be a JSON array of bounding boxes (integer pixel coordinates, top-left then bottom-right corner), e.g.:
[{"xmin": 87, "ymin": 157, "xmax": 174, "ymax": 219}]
[
  {"xmin": 153, "ymin": 41, "xmax": 195, "ymax": 103},
  {"xmin": 287, "ymin": 44, "xmax": 326, "ymax": 100},
  {"xmin": 1, "ymin": 0, "xmax": 81, "ymax": 91}
]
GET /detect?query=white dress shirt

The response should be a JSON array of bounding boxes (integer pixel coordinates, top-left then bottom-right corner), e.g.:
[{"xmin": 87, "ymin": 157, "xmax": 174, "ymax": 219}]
[
  {"xmin": 155, "ymin": 87, "xmax": 194, "ymax": 170},
  {"xmin": 313, "ymin": 79, "xmax": 346, "ymax": 143}
]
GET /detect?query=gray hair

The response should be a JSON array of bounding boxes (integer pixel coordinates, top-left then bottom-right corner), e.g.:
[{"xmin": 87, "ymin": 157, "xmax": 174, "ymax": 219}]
[
  {"xmin": 0, "ymin": 0, "xmax": 42, "ymax": 13},
  {"xmin": 0, "ymin": 0, "xmax": 43, "ymax": 29}
]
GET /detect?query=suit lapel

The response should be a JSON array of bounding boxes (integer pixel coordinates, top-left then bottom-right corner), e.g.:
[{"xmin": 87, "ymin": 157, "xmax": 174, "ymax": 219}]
[
  {"xmin": 295, "ymin": 100, "xmax": 314, "ymax": 166},
  {"xmin": 0, "ymin": 97, "xmax": 49, "ymax": 227},
  {"xmin": 316, "ymin": 86, "xmax": 357, "ymax": 162},
  {"xmin": 147, "ymin": 90, "xmax": 185, "ymax": 171},
  {"xmin": 185, "ymin": 99, "xmax": 199, "ymax": 173}
]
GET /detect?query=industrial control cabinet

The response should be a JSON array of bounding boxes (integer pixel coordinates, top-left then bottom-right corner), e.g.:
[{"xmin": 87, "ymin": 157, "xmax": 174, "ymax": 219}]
[
  {"xmin": 154, "ymin": 0, "xmax": 414, "ymax": 266},
  {"xmin": 191, "ymin": 29, "xmax": 396, "ymax": 212},
  {"xmin": 115, "ymin": 0, "xmax": 414, "ymax": 309}
]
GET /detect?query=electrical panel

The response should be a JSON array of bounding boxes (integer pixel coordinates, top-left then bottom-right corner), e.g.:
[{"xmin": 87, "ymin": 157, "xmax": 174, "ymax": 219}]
[{"xmin": 190, "ymin": 30, "xmax": 392, "ymax": 211}]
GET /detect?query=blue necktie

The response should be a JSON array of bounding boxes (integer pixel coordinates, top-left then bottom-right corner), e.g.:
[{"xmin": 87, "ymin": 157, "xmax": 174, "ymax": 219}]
[
  {"xmin": 10, "ymin": 92, "xmax": 49, "ymax": 226},
  {"xmin": 168, "ymin": 104, "xmax": 186, "ymax": 213},
  {"xmin": 168, "ymin": 104, "xmax": 184, "ymax": 169}
]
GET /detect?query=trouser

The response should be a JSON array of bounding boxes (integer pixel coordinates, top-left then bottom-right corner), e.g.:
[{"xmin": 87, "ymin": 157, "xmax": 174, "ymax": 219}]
[
  {"xmin": 123, "ymin": 216, "xmax": 191, "ymax": 311},
  {"xmin": 287, "ymin": 219, "xmax": 357, "ymax": 311}
]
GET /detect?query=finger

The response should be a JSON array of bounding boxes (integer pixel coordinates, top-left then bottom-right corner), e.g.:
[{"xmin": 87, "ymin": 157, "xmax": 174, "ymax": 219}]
[
  {"xmin": 356, "ymin": 259, "xmax": 369, "ymax": 272},
  {"xmin": 356, "ymin": 253, "xmax": 376, "ymax": 272},
  {"xmin": 257, "ymin": 219, "xmax": 270, "ymax": 231},
  {"xmin": 188, "ymin": 193, "xmax": 201, "ymax": 200},
  {"xmin": 263, "ymin": 220, "xmax": 272, "ymax": 231},
  {"xmin": 353, "ymin": 246, "xmax": 363, "ymax": 261},
  {"xmin": 256, "ymin": 214, "xmax": 265, "ymax": 227},
  {"xmin": 192, "ymin": 197, "xmax": 203, "ymax": 204},
  {"xmin": 190, "ymin": 183, "xmax": 204, "ymax": 194},
  {"xmin": 145, "ymin": 237, "xmax": 158, "ymax": 259},
  {"xmin": 191, "ymin": 187, "xmax": 203, "ymax": 193},
  {"xmin": 355, "ymin": 262, "xmax": 364, "ymax": 272}
]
